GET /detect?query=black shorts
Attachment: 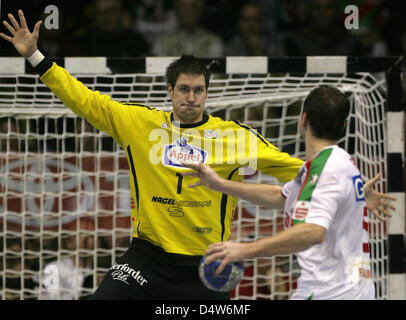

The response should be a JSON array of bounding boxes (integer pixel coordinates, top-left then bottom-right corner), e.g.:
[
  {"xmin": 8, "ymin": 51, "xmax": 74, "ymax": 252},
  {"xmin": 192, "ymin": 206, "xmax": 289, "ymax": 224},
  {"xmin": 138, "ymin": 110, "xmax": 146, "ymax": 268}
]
[{"xmin": 89, "ymin": 238, "xmax": 230, "ymax": 300}]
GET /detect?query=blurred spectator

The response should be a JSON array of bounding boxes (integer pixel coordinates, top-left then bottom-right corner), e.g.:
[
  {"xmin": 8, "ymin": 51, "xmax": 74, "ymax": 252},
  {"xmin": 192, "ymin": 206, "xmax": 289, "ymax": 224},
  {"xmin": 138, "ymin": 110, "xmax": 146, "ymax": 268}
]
[
  {"xmin": 130, "ymin": 0, "xmax": 177, "ymax": 45},
  {"xmin": 226, "ymin": 2, "xmax": 284, "ymax": 56},
  {"xmin": 200, "ymin": 0, "xmax": 244, "ymax": 43},
  {"xmin": 338, "ymin": 0, "xmax": 388, "ymax": 56},
  {"xmin": 262, "ymin": 0, "xmax": 307, "ymax": 34},
  {"xmin": 91, "ymin": 0, "xmax": 150, "ymax": 57},
  {"xmin": 152, "ymin": 0, "xmax": 224, "ymax": 57},
  {"xmin": 38, "ymin": 3, "xmax": 91, "ymax": 57},
  {"xmin": 283, "ymin": 0, "xmax": 364, "ymax": 56}
]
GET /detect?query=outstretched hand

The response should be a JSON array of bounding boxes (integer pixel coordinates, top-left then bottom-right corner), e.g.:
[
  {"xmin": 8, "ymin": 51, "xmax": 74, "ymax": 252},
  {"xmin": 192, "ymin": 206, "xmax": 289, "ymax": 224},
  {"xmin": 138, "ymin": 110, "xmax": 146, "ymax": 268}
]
[
  {"xmin": 364, "ymin": 173, "xmax": 396, "ymax": 222},
  {"xmin": 181, "ymin": 161, "xmax": 225, "ymax": 191},
  {"xmin": 0, "ymin": 10, "xmax": 42, "ymax": 57}
]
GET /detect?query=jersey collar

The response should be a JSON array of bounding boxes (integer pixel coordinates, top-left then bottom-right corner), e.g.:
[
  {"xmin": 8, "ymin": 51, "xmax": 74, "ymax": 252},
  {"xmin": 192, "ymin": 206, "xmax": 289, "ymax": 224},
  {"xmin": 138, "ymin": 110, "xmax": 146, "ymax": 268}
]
[{"xmin": 170, "ymin": 112, "xmax": 209, "ymax": 128}]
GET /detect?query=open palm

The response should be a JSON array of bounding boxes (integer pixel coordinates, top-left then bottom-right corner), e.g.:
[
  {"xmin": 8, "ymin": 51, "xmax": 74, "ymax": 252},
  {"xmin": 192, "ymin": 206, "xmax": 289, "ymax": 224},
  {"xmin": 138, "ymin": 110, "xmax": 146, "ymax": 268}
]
[
  {"xmin": 181, "ymin": 161, "xmax": 224, "ymax": 191},
  {"xmin": 364, "ymin": 173, "xmax": 396, "ymax": 222},
  {"xmin": 0, "ymin": 10, "xmax": 42, "ymax": 57}
]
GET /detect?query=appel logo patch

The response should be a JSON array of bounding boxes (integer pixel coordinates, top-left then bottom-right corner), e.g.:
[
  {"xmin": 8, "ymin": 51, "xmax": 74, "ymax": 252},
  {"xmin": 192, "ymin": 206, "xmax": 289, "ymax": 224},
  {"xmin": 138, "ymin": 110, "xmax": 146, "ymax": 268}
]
[{"xmin": 162, "ymin": 137, "xmax": 207, "ymax": 168}]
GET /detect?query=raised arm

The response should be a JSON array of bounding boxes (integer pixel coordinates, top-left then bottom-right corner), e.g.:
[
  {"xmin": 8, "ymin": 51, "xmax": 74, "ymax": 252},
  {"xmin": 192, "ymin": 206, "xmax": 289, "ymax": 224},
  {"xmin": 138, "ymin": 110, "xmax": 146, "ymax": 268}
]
[
  {"xmin": 1, "ymin": 10, "xmax": 139, "ymax": 149},
  {"xmin": 0, "ymin": 10, "xmax": 42, "ymax": 57},
  {"xmin": 181, "ymin": 162, "xmax": 286, "ymax": 210}
]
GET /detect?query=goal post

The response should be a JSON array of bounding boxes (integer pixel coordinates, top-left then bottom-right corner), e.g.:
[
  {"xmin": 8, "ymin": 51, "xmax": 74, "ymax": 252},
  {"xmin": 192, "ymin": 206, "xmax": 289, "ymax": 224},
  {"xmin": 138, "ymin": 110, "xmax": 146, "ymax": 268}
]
[
  {"xmin": 385, "ymin": 57, "xmax": 406, "ymax": 300},
  {"xmin": 0, "ymin": 56, "xmax": 404, "ymax": 300}
]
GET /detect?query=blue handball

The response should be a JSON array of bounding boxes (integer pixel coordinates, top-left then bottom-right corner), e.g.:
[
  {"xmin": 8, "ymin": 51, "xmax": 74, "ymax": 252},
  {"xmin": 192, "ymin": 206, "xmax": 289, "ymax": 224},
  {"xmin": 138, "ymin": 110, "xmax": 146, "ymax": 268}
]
[{"xmin": 198, "ymin": 256, "xmax": 245, "ymax": 292}]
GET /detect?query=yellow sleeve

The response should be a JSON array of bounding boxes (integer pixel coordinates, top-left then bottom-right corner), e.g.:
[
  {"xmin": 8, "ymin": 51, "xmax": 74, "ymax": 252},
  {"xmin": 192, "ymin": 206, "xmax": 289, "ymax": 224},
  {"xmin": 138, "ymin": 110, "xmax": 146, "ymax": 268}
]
[
  {"xmin": 235, "ymin": 120, "xmax": 304, "ymax": 182},
  {"xmin": 255, "ymin": 139, "xmax": 304, "ymax": 182},
  {"xmin": 40, "ymin": 62, "xmax": 148, "ymax": 148}
]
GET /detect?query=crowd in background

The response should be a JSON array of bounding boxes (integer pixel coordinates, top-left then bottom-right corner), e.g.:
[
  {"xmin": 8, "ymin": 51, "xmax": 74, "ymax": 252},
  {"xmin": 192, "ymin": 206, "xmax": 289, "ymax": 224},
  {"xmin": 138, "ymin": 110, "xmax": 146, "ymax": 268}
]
[{"xmin": 0, "ymin": 0, "xmax": 405, "ymax": 59}]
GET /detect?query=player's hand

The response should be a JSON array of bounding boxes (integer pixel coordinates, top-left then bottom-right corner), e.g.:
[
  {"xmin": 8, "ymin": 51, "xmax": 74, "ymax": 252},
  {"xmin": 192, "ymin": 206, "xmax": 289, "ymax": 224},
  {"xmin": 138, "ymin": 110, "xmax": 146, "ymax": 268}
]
[
  {"xmin": 181, "ymin": 161, "xmax": 225, "ymax": 191},
  {"xmin": 364, "ymin": 173, "xmax": 396, "ymax": 222},
  {"xmin": 204, "ymin": 241, "xmax": 250, "ymax": 274},
  {"xmin": 0, "ymin": 10, "xmax": 42, "ymax": 57}
]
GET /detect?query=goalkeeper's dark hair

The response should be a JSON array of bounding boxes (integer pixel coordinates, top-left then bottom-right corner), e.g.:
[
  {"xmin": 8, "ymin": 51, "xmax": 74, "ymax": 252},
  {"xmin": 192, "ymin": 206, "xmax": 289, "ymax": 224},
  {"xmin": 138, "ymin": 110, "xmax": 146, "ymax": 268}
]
[
  {"xmin": 303, "ymin": 85, "xmax": 350, "ymax": 141},
  {"xmin": 166, "ymin": 55, "xmax": 211, "ymax": 89}
]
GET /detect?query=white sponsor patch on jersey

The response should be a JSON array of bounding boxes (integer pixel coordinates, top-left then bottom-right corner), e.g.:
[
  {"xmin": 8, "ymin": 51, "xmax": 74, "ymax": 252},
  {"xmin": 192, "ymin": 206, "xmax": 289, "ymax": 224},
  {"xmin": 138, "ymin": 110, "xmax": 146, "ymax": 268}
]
[
  {"xmin": 293, "ymin": 200, "xmax": 311, "ymax": 221},
  {"xmin": 162, "ymin": 137, "xmax": 207, "ymax": 168},
  {"xmin": 345, "ymin": 256, "xmax": 373, "ymax": 285}
]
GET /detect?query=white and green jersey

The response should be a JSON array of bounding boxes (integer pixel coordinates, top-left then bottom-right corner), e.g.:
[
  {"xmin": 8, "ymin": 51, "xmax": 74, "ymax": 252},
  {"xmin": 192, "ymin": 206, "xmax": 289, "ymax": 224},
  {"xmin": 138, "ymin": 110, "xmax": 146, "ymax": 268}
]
[{"xmin": 281, "ymin": 145, "xmax": 375, "ymax": 300}]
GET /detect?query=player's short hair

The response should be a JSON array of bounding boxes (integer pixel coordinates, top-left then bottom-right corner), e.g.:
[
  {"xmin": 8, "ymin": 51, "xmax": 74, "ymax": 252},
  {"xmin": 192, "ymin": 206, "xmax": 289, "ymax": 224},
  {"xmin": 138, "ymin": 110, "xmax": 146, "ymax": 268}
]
[
  {"xmin": 166, "ymin": 55, "xmax": 211, "ymax": 90},
  {"xmin": 303, "ymin": 85, "xmax": 350, "ymax": 141}
]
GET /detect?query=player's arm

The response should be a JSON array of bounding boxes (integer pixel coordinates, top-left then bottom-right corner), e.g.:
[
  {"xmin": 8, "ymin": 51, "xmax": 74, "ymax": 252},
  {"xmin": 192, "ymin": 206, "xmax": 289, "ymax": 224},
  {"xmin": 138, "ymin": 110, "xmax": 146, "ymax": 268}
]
[
  {"xmin": 205, "ymin": 222, "xmax": 326, "ymax": 274},
  {"xmin": 241, "ymin": 123, "xmax": 304, "ymax": 183},
  {"xmin": 1, "ymin": 10, "xmax": 131, "ymax": 147},
  {"xmin": 208, "ymin": 162, "xmax": 337, "ymax": 274},
  {"xmin": 364, "ymin": 173, "xmax": 396, "ymax": 222},
  {"xmin": 181, "ymin": 162, "xmax": 286, "ymax": 209}
]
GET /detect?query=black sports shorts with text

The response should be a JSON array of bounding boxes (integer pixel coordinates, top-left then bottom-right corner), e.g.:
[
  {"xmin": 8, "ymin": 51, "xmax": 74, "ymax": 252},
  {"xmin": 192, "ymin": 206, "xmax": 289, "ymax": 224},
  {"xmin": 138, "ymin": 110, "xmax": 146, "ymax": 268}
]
[{"xmin": 89, "ymin": 238, "xmax": 230, "ymax": 300}]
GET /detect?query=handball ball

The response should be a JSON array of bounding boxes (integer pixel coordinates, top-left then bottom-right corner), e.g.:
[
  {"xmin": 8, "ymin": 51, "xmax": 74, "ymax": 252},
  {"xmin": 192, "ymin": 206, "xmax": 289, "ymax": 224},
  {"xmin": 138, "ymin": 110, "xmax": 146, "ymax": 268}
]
[{"xmin": 198, "ymin": 256, "xmax": 245, "ymax": 292}]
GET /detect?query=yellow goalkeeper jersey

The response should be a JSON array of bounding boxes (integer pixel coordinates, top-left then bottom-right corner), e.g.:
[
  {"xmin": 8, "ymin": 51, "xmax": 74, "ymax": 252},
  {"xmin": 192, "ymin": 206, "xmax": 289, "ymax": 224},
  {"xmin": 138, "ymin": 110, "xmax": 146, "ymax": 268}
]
[{"xmin": 39, "ymin": 61, "xmax": 303, "ymax": 260}]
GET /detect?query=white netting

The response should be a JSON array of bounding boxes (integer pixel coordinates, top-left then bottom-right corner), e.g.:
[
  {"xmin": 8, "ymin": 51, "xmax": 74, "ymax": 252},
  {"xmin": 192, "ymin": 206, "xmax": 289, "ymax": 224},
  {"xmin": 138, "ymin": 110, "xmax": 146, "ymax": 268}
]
[{"xmin": 0, "ymin": 69, "xmax": 387, "ymax": 299}]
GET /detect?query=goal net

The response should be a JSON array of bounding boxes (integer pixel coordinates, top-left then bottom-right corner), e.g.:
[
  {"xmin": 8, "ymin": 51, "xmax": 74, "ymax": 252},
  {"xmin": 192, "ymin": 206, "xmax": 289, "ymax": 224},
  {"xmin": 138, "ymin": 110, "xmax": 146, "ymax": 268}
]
[{"xmin": 0, "ymin": 57, "xmax": 392, "ymax": 300}]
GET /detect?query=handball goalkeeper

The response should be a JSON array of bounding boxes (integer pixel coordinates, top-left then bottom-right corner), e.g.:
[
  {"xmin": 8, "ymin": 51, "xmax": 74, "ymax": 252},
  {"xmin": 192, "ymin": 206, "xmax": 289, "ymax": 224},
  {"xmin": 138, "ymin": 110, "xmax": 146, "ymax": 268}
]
[{"xmin": 1, "ymin": 10, "xmax": 304, "ymax": 300}]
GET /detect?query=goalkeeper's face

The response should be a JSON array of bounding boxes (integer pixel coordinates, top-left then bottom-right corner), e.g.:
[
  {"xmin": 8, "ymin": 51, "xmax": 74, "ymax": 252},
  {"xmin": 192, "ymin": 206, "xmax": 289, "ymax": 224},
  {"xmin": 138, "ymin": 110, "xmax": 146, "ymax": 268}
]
[{"xmin": 168, "ymin": 73, "xmax": 208, "ymax": 124}]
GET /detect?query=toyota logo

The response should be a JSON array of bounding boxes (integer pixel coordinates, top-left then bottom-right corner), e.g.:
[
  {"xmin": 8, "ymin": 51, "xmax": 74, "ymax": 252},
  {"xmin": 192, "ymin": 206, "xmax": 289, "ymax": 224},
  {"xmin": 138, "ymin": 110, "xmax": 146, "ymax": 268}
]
[{"xmin": 0, "ymin": 157, "xmax": 95, "ymax": 227}]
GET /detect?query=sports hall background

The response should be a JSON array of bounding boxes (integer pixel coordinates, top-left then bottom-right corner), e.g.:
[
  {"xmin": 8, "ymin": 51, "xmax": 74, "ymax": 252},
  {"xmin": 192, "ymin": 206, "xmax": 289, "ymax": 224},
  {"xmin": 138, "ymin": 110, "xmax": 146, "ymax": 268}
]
[{"xmin": 0, "ymin": 0, "xmax": 405, "ymax": 299}]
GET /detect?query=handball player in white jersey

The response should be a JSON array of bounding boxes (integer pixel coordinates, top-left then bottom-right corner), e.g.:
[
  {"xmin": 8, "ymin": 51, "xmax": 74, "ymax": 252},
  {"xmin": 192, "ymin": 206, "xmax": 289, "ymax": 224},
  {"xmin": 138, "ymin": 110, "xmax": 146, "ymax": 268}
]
[{"xmin": 183, "ymin": 85, "xmax": 396, "ymax": 300}]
